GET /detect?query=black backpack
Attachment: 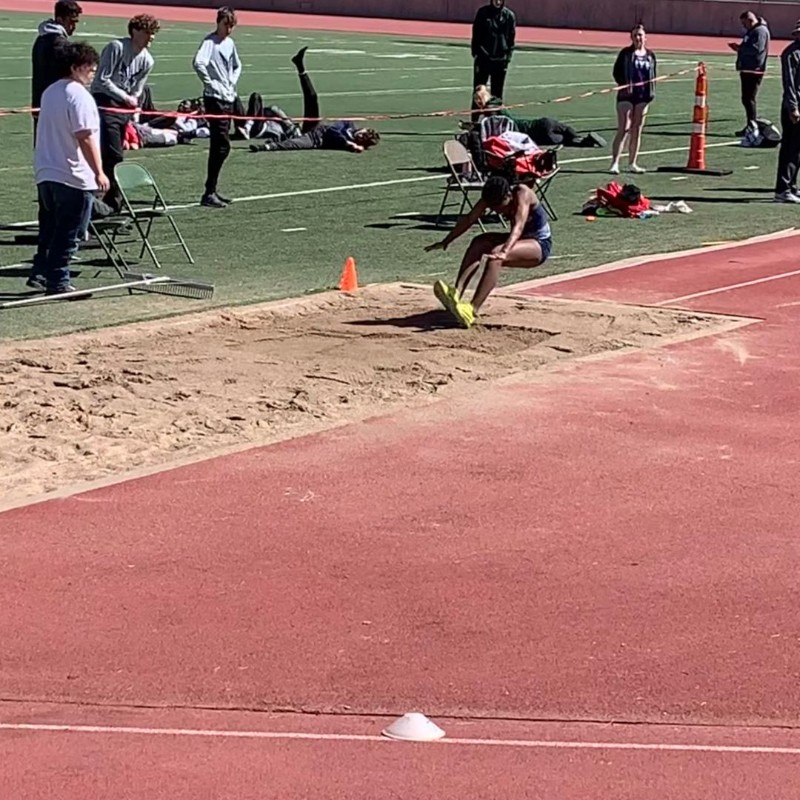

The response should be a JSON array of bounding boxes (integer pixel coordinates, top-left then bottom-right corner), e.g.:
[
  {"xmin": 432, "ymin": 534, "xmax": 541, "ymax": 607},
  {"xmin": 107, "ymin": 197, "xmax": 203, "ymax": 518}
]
[{"xmin": 757, "ymin": 118, "xmax": 781, "ymax": 148}]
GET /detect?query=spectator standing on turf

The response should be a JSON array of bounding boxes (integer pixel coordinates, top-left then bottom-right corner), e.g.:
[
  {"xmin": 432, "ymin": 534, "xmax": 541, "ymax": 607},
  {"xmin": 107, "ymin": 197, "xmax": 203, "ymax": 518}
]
[
  {"xmin": 471, "ymin": 0, "xmax": 515, "ymax": 119},
  {"xmin": 774, "ymin": 20, "xmax": 800, "ymax": 203},
  {"xmin": 91, "ymin": 14, "xmax": 159, "ymax": 211},
  {"xmin": 609, "ymin": 24, "xmax": 657, "ymax": 175},
  {"xmin": 193, "ymin": 6, "xmax": 242, "ymax": 209},
  {"xmin": 31, "ymin": 0, "xmax": 83, "ymax": 144},
  {"xmin": 729, "ymin": 11, "xmax": 770, "ymax": 136},
  {"xmin": 30, "ymin": 42, "xmax": 109, "ymax": 296}
]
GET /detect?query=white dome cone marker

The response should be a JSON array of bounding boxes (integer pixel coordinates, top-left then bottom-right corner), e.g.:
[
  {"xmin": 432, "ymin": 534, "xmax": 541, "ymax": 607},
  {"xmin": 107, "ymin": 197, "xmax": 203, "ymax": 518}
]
[{"xmin": 381, "ymin": 712, "xmax": 446, "ymax": 742}]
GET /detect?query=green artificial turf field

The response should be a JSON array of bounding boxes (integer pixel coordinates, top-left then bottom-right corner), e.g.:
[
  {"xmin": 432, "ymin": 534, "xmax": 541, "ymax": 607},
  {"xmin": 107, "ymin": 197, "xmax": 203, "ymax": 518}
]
[{"xmin": 0, "ymin": 10, "xmax": 794, "ymax": 339}]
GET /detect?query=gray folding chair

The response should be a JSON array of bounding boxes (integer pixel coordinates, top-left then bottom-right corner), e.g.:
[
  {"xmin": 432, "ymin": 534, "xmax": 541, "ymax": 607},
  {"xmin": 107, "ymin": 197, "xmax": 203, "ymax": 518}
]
[
  {"xmin": 436, "ymin": 140, "xmax": 507, "ymax": 233},
  {"xmin": 114, "ymin": 162, "xmax": 194, "ymax": 270}
]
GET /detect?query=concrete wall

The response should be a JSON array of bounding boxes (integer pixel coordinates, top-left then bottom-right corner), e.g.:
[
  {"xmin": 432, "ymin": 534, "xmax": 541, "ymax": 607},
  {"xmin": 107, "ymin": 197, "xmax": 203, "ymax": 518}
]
[{"xmin": 107, "ymin": 0, "xmax": 800, "ymax": 38}]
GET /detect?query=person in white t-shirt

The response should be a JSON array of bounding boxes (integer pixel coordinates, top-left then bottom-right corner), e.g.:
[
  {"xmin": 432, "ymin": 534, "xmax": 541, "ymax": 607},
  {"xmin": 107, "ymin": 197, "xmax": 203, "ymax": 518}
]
[{"xmin": 30, "ymin": 41, "xmax": 109, "ymax": 296}]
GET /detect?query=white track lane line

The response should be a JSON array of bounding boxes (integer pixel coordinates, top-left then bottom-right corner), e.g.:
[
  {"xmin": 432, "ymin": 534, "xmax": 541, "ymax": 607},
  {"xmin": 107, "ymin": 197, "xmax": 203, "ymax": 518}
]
[
  {"xmin": 2, "ymin": 722, "xmax": 800, "ymax": 755},
  {"xmin": 656, "ymin": 267, "xmax": 800, "ymax": 305}
]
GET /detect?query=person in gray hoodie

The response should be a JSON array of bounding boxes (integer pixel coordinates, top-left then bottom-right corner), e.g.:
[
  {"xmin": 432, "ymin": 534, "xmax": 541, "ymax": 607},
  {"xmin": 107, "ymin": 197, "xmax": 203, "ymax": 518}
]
[
  {"xmin": 91, "ymin": 13, "xmax": 159, "ymax": 211},
  {"xmin": 729, "ymin": 11, "xmax": 771, "ymax": 135},
  {"xmin": 193, "ymin": 6, "xmax": 242, "ymax": 209},
  {"xmin": 774, "ymin": 20, "xmax": 800, "ymax": 203},
  {"xmin": 31, "ymin": 1, "xmax": 83, "ymax": 144}
]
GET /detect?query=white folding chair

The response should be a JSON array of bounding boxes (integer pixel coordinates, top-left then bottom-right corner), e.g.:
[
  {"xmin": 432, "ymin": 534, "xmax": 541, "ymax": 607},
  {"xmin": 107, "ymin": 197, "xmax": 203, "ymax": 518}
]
[{"xmin": 479, "ymin": 113, "xmax": 518, "ymax": 144}]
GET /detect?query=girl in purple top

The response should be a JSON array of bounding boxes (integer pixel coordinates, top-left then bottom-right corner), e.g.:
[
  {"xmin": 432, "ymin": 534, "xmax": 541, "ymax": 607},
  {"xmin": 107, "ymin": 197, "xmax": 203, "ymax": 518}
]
[{"xmin": 610, "ymin": 25, "xmax": 657, "ymax": 175}]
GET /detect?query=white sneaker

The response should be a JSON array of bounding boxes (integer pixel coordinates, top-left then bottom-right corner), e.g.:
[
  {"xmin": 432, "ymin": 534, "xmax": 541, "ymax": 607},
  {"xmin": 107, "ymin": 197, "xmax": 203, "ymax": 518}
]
[
  {"xmin": 609, "ymin": 163, "xmax": 620, "ymax": 175},
  {"xmin": 774, "ymin": 191, "xmax": 800, "ymax": 204},
  {"xmin": 629, "ymin": 164, "xmax": 646, "ymax": 174}
]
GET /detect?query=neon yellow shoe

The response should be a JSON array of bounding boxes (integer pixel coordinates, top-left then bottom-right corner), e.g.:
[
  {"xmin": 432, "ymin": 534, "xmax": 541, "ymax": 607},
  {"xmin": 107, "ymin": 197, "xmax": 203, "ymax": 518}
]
[
  {"xmin": 433, "ymin": 280, "xmax": 459, "ymax": 314},
  {"xmin": 452, "ymin": 301, "xmax": 476, "ymax": 329}
]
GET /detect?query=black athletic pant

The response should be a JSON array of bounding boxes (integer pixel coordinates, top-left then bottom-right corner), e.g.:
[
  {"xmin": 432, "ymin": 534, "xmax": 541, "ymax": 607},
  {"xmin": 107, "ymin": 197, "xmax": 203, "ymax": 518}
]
[
  {"xmin": 93, "ymin": 93, "xmax": 131, "ymax": 212},
  {"xmin": 775, "ymin": 107, "xmax": 800, "ymax": 194},
  {"xmin": 139, "ymin": 85, "xmax": 175, "ymax": 130},
  {"xmin": 472, "ymin": 58, "xmax": 508, "ymax": 120},
  {"xmin": 529, "ymin": 118, "xmax": 582, "ymax": 147},
  {"xmin": 269, "ymin": 71, "xmax": 324, "ymax": 151},
  {"xmin": 740, "ymin": 72, "xmax": 763, "ymax": 124},
  {"xmin": 246, "ymin": 93, "xmax": 298, "ymax": 140},
  {"xmin": 204, "ymin": 96, "xmax": 234, "ymax": 196}
]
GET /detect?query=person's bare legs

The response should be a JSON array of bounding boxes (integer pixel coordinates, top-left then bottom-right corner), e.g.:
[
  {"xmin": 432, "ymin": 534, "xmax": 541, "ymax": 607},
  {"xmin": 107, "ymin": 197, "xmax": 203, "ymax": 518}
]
[
  {"xmin": 610, "ymin": 102, "xmax": 632, "ymax": 174},
  {"xmin": 454, "ymin": 232, "xmax": 506, "ymax": 296},
  {"xmin": 627, "ymin": 102, "xmax": 649, "ymax": 172},
  {"xmin": 471, "ymin": 239, "xmax": 543, "ymax": 312}
]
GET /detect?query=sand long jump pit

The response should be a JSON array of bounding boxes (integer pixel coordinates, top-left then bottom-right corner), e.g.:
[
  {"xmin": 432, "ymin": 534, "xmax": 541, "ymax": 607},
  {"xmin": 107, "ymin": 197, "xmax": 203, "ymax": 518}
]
[{"xmin": 0, "ymin": 284, "xmax": 748, "ymax": 507}]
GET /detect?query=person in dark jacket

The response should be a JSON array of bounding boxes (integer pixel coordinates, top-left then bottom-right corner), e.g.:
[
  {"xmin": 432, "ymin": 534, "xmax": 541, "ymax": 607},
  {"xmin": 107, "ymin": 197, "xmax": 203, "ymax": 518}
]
[
  {"xmin": 729, "ymin": 11, "xmax": 770, "ymax": 136},
  {"xmin": 609, "ymin": 24, "xmax": 657, "ymax": 174},
  {"xmin": 471, "ymin": 0, "xmax": 515, "ymax": 119},
  {"xmin": 774, "ymin": 20, "xmax": 800, "ymax": 203},
  {"xmin": 31, "ymin": 0, "xmax": 83, "ymax": 144}
]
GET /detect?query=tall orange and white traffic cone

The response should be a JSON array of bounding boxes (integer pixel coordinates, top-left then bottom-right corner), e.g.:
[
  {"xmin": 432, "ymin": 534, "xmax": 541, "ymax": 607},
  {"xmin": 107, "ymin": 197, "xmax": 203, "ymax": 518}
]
[
  {"xmin": 657, "ymin": 62, "xmax": 731, "ymax": 176},
  {"xmin": 686, "ymin": 63, "xmax": 708, "ymax": 170}
]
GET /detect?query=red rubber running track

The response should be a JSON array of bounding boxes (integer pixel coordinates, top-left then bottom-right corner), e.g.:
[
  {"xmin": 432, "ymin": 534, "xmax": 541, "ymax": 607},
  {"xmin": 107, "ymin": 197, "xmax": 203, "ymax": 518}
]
[
  {"xmin": 3, "ymin": 1, "xmax": 800, "ymax": 795},
  {"xmin": 2, "ymin": 232, "xmax": 800, "ymax": 796}
]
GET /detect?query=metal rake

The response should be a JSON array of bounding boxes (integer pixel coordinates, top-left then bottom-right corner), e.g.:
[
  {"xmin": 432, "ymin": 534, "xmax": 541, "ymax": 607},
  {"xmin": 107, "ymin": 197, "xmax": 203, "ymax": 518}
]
[
  {"xmin": 121, "ymin": 271, "xmax": 214, "ymax": 299},
  {"xmin": 0, "ymin": 273, "xmax": 214, "ymax": 309}
]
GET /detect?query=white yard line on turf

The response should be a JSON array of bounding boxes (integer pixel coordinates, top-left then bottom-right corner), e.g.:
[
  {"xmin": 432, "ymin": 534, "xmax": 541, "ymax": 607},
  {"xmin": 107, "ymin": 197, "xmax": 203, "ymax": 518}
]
[
  {"xmin": 0, "ymin": 26, "xmax": 113, "ymax": 38},
  {"xmin": 209, "ymin": 139, "xmax": 740, "ymax": 209},
  {"xmin": 5, "ymin": 140, "xmax": 741, "ymax": 226},
  {"xmin": 1, "ymin": 721, "xmax": 800, "ymax": 755}
]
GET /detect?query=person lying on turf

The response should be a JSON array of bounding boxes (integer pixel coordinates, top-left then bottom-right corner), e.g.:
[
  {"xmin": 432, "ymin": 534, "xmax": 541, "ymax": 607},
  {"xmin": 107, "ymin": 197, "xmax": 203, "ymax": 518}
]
[
  {"xmin": 249, "ymin": 48, "xmax": 380, "ymax": 153},
  {"xmin": 472, "ymin": 84, "xmax": 606, "ymax": 148},
  {"xmin": 240, "ymin": 92, "xmax": 302, "ymax": 141},
  {"xmin": 425, "ymin": 175, "xmax": 551, "ymax": 328}
]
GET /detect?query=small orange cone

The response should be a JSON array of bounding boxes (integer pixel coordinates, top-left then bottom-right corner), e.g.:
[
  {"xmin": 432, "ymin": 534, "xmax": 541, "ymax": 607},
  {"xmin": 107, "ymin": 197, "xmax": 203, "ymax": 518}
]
[{"xmin": 339, "ymin": 256, "xmax": 358, "ymax": 292}]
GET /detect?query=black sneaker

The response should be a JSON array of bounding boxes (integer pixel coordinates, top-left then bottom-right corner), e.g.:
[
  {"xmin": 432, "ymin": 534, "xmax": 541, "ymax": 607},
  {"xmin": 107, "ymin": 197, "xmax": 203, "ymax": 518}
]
[
  {"xmin": 216, "ymin": 192, "xmax": 232, "ymax": 205},
  {"xmin": 291, "ymin": 46, "xmax": 308, "ymax": 72},
  {"xmin": 200, "ymin": 193, "xmax": 227, "ymax": 209},
  {"xmin": 26, "ymin": 275, "xmax": 46, "ymax": 291},
  {"xmin": 45, "ymin": 284, "xmax": 91, "ymax": 300},
  {"xmin": 249, "ymin": 143, "xmax": 269, "ymax": 153}
]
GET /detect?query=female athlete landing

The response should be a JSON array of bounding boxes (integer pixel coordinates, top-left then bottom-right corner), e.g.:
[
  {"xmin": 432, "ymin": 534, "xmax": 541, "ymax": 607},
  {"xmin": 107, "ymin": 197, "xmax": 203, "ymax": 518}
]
[{"xmin": 425, "ymin": 175, "xmax": 552, "ymax": 328}]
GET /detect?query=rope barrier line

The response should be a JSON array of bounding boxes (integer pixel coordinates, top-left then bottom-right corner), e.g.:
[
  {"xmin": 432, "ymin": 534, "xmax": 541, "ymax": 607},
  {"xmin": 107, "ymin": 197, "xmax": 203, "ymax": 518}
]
[{"xmin": 0, "ymin": 66, "xmax": 699, "ymax": 123}]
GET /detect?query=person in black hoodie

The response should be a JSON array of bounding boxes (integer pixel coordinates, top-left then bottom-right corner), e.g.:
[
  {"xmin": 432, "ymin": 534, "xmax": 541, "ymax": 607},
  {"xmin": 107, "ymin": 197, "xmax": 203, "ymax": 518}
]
[
  {"xmin": 774, "ymin": 20, "xmax": 800, "ymax": 203},
  {"xmin": 609, "ymin": 24, "xmax": 657, "ymax": 175},
  {"xmin": 729, "ymin": 11, "xmax": 770, "ymax": 136},
  {"xmin": 31, "ymin": 1, "xmax": 83, "ymax": 144},
  {"xmin": 471, "ymin": 0, "xmax": 515, "ymax": 119}
]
